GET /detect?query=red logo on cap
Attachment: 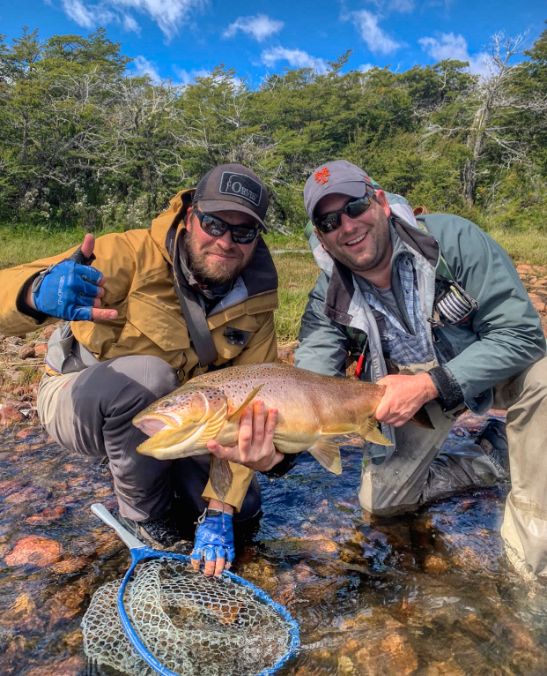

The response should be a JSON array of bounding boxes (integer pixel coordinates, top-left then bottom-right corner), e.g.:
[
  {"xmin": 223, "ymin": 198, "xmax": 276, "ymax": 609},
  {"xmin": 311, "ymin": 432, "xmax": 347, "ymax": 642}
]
[{"xmin": 313, "ymin": 167, "xmax": 330, "ymax": 185}]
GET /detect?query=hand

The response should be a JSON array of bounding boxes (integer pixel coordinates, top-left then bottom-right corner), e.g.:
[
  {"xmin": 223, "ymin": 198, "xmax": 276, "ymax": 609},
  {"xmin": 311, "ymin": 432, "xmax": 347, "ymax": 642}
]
[
  {"xmin": 375, "ymin": 373, "xmax": 438, "ymax": 427},
  {"xmin": 190, "ymin": 510, "xmax": 235, "ymax": 577},
  {"xmin": 207, "ymin": 400, "xmax": 283, "ymax": 472},
  {"xmin": 28, "ymin": 234, "xmax": 118, "ymax": 322}
]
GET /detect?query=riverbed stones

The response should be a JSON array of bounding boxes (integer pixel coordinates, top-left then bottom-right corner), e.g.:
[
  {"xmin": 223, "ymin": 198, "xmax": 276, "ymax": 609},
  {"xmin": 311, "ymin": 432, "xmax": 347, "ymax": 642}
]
[{"xmin": 4, "ymin": 535, "xmax": 62, "ymax": 567}]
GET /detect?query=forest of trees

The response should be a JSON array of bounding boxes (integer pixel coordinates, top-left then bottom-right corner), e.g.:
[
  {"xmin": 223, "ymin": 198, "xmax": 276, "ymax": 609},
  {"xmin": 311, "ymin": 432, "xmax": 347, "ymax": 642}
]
[{"xmin": 0, "ymin": 27, "xmax": 545, "ymax": 233}]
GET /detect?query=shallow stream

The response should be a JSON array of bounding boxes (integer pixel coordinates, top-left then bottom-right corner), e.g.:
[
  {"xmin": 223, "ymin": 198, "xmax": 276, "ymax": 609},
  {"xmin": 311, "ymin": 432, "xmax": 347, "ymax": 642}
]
[{"xmin": 0, "ymin": 420, "xmax": 545, "ymax": 675}]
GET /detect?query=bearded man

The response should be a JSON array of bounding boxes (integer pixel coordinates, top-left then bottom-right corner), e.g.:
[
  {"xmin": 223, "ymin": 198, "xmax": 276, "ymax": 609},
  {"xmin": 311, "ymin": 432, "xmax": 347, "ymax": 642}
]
[{"xmin": 0, "ymin": 163, "xmax": 281, "ymax": 577}]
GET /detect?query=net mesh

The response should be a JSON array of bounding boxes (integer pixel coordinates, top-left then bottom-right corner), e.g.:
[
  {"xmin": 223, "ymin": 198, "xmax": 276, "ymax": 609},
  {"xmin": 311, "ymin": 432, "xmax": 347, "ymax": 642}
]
[{"xmin": 82, "ymin": 559, "xmax": 294, "ymax": 676}]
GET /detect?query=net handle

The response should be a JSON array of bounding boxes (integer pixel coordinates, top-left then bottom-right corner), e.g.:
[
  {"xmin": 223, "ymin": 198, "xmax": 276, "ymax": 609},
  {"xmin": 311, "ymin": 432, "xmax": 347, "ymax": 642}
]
[{"xmin": 91, "ymin": 503, "xmax": 146, "ymax": 551}]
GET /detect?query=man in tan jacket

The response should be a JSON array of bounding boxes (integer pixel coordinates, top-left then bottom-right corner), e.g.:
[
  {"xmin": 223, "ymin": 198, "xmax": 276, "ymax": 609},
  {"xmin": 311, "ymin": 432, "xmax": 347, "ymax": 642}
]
[{"xmin": 0, "ymin": 163, "xmax": 281, "ymax": 576}]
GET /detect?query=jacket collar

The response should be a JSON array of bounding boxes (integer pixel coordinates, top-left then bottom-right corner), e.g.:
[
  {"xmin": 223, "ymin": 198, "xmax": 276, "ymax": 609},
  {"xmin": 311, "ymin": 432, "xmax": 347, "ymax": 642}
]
[{"xmin": 322, "ymin": 214, "xmax": 440, "ymax": 326}]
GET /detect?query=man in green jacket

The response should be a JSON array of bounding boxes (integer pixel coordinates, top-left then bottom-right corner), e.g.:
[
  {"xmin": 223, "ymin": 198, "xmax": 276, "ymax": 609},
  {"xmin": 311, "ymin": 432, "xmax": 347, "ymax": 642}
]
[
  {"xmin": 0, "ymin": 163, "xmax": 281, "ymax": 577},
  {"xmin": 292, "ymin": 159, "xmax": 546, "ymax": 582}
]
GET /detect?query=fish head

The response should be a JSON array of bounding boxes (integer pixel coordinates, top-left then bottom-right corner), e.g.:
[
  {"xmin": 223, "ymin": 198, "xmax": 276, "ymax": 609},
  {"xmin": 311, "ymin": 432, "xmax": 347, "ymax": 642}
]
[{"xmin": 133, "ymin": 385, "xmax": 228, "ymax": 459}]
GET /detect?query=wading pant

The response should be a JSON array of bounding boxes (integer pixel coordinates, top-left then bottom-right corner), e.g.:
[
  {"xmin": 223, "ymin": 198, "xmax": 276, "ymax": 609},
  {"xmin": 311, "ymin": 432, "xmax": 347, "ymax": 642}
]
[
  {"xmin": 358, "ymin": 356, "xmax": 547, "ymax": 580},
  {"xmin": 37, "ymin": 355, "xmax": 261, "ymax": 524}
]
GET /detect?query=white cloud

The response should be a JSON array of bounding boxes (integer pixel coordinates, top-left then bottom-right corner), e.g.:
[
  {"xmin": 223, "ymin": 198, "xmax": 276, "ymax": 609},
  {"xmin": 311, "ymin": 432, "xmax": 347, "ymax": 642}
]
[
  {"xmin": 122, "ymin": 12, "xmax": 140, "ymax": 33},
  {"xmin": 131, "ymin": 55, "xmax": 162, "ymax": 83},
  {"xmin": 173, "ymin": 67, "xmax": 211, "ymax": 86},
  {"xmin": 385, "ymin": 0, "xmax": 415, "ymax": 12},
  {"xmin": 419, "ymin": 33, "xmax": 492, "ymax": 76},
  {"xmin": 223, "ymin": 14, "xmax": 283, "ymax": 42},
  {"xmin": 358, "ymin": 63, "xmax": 375, "ymax": 72},
  {"xmin": 350, "ymin": 10, "xmax": 402, "ymax": 55},
  {"xmin": 62, "ymin": 0, "xmax": 96, "ymax": 28},
  {"xmin": 261, "ymin": 46, "xmax": 328, "ymax": 73},
  {"xmin": 61, "ymin": 0, "xmax": 207, "ymax": 41},
  {"xmin": 419, "ymin": 32, "xmax": 468, "ymax": 61}
]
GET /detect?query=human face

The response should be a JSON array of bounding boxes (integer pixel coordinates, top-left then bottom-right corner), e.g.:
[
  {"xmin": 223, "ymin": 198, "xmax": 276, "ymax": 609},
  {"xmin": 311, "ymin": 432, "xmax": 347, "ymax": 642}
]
[
  {"xmin": 314, "ymin": 191, "xmax": 392, "ymax": 276},
  {"xmin": 185, "ymin": 206, "xmax": 258, "ymax": 286}
]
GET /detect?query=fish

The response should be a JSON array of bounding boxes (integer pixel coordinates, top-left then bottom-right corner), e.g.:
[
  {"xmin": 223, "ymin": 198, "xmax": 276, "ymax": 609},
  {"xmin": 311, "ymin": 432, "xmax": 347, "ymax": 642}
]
[{"xmin": 133, "ymin": 363, "xmax": 391, "ymax": 498}]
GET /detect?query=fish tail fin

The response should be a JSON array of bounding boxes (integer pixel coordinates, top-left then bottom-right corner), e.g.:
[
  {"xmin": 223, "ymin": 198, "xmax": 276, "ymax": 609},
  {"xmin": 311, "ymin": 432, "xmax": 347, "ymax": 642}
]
[
  {"xmin": 210, "ymin": 456, "xmax": 233, "ymax": 501},
  {"xmin": 308, "ymin": 438, "xmax": 342, "ymax": 475},
  {"xmin": 359, "ymin": 418, "xmax": 392, "ymax": 446}
]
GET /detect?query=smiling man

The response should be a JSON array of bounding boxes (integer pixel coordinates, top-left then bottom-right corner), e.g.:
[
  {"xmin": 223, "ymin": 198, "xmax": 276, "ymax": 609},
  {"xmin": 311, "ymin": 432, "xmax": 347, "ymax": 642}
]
[
  {"xmin": 293, "ymin": 159, "xmax": 547, "ymax": 582},
  {"xmin": 0, "ymin": 163, "xmax": 280, "ymax": 576}
]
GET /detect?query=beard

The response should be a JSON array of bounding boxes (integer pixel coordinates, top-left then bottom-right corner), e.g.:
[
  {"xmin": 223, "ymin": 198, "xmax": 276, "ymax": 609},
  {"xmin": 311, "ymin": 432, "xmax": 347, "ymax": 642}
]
[{"xmin": 184, "ymin": 233, "xmax": 250, "ymax": 287}]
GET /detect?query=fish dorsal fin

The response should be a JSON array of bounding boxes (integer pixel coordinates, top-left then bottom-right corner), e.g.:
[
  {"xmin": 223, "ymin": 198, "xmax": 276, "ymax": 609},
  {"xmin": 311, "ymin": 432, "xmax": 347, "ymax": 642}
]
[
  {"xmin": 227, "ymin": 385, "xmax": 263, "ymax": 422},
  {"xmin": 359, "ymin": 418, "xmax": 392, "ymax": 446},
  {"xmin": 308, "ymin": 438, "xmax": 342, "ymax": 475},
  {"xmin": 210, "ymin": 456, "xmax": 233, "ymax": 501}
]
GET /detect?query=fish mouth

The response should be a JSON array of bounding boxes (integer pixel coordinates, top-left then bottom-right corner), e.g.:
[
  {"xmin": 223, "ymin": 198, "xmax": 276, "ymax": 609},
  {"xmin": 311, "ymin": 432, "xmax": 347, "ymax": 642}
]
[
  {"xmin": 137, "ymin": 420, "xmax": 210, "ymax": 459},
  {"xmin": 133, "ymin": 413, "xmax": 180, "ymax": 437}
]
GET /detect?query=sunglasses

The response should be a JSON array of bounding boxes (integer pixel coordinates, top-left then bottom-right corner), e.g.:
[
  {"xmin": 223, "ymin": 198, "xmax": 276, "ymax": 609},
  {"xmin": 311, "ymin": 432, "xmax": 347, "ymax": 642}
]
[
  {"xmin": 193, "ymin": 208, "xmax": 260, "ymax": 244},
  {"xmin": 314, "ymin": 193, "xmax": 375, "ymax": 233}
]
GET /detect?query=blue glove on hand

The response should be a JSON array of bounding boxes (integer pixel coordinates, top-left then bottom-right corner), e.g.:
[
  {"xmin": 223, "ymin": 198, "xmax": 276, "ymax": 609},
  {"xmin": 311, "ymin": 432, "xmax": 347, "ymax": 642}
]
[
  {"xmin": 191, "ymin": 511, "xmax": 235, "ymax": 568},
  {"xmin": 32, "ymin": 259, "xmax": 103, "ymax": 321}
]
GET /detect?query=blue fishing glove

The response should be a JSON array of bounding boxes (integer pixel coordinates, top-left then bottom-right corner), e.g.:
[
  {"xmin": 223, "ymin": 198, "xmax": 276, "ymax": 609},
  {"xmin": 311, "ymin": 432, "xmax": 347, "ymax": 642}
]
[
  {"xmin": 191, "ymin": 510, "xmax": 235, "ymax": 566},
  {"xmin": 31, "ymin": 258, "xmax": 103, "ymax": 321}
]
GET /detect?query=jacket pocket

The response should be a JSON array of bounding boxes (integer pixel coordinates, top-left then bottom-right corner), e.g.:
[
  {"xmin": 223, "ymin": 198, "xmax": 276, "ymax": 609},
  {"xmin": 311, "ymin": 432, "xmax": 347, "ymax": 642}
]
[{"xmin": 123, "ymin": 293, "xmax": 190, "ymax": 353}]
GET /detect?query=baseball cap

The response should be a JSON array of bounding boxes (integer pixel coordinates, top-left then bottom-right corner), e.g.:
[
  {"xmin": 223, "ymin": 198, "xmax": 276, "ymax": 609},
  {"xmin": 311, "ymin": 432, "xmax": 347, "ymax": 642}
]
[
  {"xmin": 303, "ymin": 160, "xmax": 374, "ymax": 220},
  {"xmin": 193, "ymin": 163, "xmax": 269, "ymax": 230}
]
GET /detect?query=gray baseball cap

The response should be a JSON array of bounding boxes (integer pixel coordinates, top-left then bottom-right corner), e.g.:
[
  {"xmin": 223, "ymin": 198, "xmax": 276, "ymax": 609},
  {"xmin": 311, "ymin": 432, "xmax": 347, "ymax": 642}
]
[
  {"xmin": 194, "ymin": 163, "xmax": 269, "ymax": 230},
  {"xmin": 303, "ymin": 160, "xmax": 374, "ymax": 220}
]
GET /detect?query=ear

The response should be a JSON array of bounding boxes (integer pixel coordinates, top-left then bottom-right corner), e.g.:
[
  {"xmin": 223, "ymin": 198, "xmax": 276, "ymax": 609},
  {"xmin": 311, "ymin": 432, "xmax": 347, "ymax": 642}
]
[
  {"xmin": 184, "ymin": 205, "xmax": 194, "ymax": 230},
  {"xmin": 314, "ymin": 226, "xmax": 329, "ymax": 252},
  {"xmin": 374, "ymin": 190, "xmax": 391, "ymax": 217}
]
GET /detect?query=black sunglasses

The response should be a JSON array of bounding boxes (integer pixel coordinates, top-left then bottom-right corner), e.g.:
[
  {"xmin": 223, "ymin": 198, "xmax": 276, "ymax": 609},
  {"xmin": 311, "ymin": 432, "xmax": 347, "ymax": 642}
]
[
  {"xmin": 193, "ymin": 208, "xmax": 260, "ymax": 244},
  {"xmin": 314, "ymin": 193, "xmax": 375, "ymax": 233}
]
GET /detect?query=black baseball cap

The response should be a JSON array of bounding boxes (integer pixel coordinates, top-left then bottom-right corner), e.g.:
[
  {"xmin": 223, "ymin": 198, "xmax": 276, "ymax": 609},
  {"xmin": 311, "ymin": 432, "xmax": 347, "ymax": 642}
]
[{"xmin": 193, "ymin": 163, "xmax": 269, "ymax": 230}]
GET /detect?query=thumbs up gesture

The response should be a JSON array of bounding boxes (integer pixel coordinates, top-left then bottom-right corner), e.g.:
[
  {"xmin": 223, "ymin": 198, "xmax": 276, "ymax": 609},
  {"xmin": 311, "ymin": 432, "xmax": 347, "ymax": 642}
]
[{"xmin": 28, "ymin": 234, "xmax": 118, "ymax": 322}]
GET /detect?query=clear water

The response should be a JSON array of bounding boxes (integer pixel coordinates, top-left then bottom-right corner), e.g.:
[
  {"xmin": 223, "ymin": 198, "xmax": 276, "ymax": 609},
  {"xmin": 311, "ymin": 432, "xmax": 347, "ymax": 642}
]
[{"xmin": 0, "ymin": 423, "xmax": 545, "ymax": 675}]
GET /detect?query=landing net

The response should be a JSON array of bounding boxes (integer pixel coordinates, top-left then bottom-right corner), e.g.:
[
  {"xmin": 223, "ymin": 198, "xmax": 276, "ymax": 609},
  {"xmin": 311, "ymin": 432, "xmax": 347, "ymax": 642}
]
[{"xmin": 82, "ymin": 558, "xmax": 298, "ymax": 675}]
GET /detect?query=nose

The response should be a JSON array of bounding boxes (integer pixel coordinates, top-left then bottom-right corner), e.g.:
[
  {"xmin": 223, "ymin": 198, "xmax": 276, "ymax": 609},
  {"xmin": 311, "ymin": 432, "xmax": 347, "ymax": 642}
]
[
  {"xmin": 339, "ymin": 212, "xmax": 360, "ymax": 231},
  {"xmin": 215, "ymin": 229, "xmax": 235, "ymax": 248}
]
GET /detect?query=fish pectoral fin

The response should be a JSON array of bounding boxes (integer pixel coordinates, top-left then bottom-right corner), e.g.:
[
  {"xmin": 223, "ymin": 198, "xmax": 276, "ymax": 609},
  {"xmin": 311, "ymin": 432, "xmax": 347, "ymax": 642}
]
[
  {"xmin": 227, "ymin": 385, "xmax": 263, "ymax": 422},
  {"xmin": 308, "ymin": 438, "xmax": 342, "ymax": 475},
  {"xmin": 210, "ymin": 456, "xmax": 233, "ymax": 501},
  {"xmin": 359, "ymin": 418, "xmax": 392, "ymax": 446},
  {"xmin": 197, "ymin": 404, "xmax": 228, "ymax": 443}
]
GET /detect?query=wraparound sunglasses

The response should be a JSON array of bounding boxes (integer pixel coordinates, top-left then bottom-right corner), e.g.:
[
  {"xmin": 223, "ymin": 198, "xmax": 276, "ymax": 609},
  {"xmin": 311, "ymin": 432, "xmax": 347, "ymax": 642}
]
[
  {"xmin": 314, "ymin": 193, "xmax": 376, "ymax": 233},
  {"xmin": 194, "ymin": 208, "xmax": 260, "ymax": 244}
]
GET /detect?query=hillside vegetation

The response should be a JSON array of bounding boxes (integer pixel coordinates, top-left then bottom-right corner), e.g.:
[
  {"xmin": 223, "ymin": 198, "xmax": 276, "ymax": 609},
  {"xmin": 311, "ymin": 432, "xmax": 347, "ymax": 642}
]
[{"xmin": 0, "ymin": 28, "xmax": 545, "ymax": 236}]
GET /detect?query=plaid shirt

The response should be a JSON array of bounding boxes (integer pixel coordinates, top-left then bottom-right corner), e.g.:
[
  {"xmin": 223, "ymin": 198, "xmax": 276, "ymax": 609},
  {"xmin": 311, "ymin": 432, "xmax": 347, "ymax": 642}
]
[{"xmin": 356, "ymin": 252, "xmax": 435, "ymax": 370}]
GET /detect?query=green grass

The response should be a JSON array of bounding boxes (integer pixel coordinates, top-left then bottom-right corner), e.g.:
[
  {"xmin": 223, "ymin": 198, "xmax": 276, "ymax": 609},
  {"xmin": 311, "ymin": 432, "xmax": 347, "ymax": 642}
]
[
  {"xmin": 1, "ymin": 223, "xmax": 544, "ymax": 344},
  {"xmin": 273, "ymin": 251, "xmax": 318, "ymax": 343},
  {"xmin": 486, "ymin": 228, "xmax": 547, "ymax": 267},
  {"xmin": 0, "ymin": 224, "xmax": 90, "ymax": 268}
]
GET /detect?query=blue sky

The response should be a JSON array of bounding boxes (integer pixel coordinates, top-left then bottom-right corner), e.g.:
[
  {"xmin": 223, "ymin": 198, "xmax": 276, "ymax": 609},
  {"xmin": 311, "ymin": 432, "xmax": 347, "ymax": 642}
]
[{"xmin": 1, "ymin": 1, "xmax": 545, "ymax": 86}]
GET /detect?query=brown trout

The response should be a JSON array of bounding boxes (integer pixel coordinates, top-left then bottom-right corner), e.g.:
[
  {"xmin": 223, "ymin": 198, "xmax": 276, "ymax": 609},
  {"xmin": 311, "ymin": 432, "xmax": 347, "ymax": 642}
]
[{"xmin": 133, "ymin": 363, "xmax": 391, "ymax": 497}]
